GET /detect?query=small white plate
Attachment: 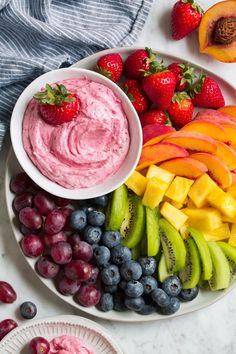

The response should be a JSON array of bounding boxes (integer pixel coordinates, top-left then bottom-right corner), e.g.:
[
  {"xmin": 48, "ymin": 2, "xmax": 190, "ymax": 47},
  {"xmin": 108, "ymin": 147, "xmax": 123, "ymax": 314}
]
[{"xmin": 0, "ymin": 315, "xmax": 124, "ymax": 354}]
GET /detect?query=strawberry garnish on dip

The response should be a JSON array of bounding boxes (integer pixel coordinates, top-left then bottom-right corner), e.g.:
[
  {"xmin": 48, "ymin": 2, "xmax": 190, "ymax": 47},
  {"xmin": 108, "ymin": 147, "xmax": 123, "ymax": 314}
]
[{"xmin": 34, "ymin": 84, "xmax": 79, "ymax": 125}]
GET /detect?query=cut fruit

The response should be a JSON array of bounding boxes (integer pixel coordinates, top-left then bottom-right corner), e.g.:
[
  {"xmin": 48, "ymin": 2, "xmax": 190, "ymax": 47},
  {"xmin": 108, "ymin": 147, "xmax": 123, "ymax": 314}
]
[
  {"xmin": 202, "ymin": 223, "xmax": 231, "ymax": 242},
  {"xmin": 160, "ymin": 157, "xmax": 207, "ymax": 179},
  {"xmin": 146, "ymin": 165, "xmax": 175, "ymax": 184},
  {"xmin": 182, "ymin": 207, "xmax": 222, "ymax": 231},
  {"xmin": 105, "ymin": 184, "xmax": 128, "ymax": 231},
  {"xmin": 131, "ymin": 243, "xmax": 141, "ymax": 261},
  {"xmin": 187, "ymin": 227, "xmax": 212, "ymax": 281},
  {"xmin": 219, "ymin": 106, "xmax": 236, "ymax": 119},
  {"xmin": 157, "ymin": 253, "xmax": 173, "ymax": 282},
  {"xmin": 214, "ymin": 141, "xmax": 236, "ymax": 171},
  {"xmin": 179, "ymin": 237, "xmax": 201, "ymax": 289},
  {"xmin": 218, "ymin": 242, "xmax": 236, "ymax": 274},
  {"xmin": 146, "ymin": 207, "xmax": 160, "ymax": 257},
  {"xmin": 188, "ymin": 173, "xmax": 216, "ymax": 208},
  {"xmin": 181, "ymin": 120, "xmax": 228, "ymax": 143},
  {"xmin": 160, "ymin": 202, "xmax": 188, "ymax": 230},
  {"xmin": 195, "ymin": 109, "xmax": 236, "ymax": 125},
  {"xmin": 171, "ymin": 201, "xmax": 184, "ymax": 209},
  {"xmin": 142, "ymin": 178, "xmax": 169, "ymax": 208},
  {"xmin": 191, "ymin": 152, "xmax": 232, "ymax": 189},
  {"xmin": 227, "ymin": 183, "xmax": 236, "ymax": 199},
  {"xmin": 165, "ymin": 176, "xmax": 194, "ymax": 204},
  {"xmin": 142, "ymin": 124, "xmax": 175, "ymax": 145},
  {"xmin": 229, "ymin": 224, "xmax": 236, "ymax": 247},
  {"xmin": 163, "ymin": 131, "xmax": 217, "ymax": 153},
  {"xmin": 137, "ymin": 142, "xmax": 189, "ymax": 171},
  {"xmin": 143, "ymin": 133, "xmax": 173, "ymax": 147},
  {"xmin": 208, "ymin": 242, "xmax": 230, "ymax": 291},
  {"xmin": 125, "ymin": 170, "xmax": 148, "ymax": 196},
  {"xmin": 207, "ymin": 186, "xmax": 236, "ymax": 218},
  {"xmin": 159, "ymin": 218, "xmax": 186, "ymax": 272},
  {"xmin": 222, "ymin": 123, "xmax": 236, "ymax": 144},
  {"xmin": 121, "ymin": 194, "xmax": 145, "ymax": 249}
]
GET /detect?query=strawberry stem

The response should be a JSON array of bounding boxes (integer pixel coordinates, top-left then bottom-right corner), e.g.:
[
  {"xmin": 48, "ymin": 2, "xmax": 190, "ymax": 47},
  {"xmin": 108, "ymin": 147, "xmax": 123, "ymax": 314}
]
[
  {"xmin": 34, "ymin": 84, "xmax": 75, "ymax": 106},
  {"xmin": 181, "ymin": 0, "xmax": 204, "ymax": 14}
]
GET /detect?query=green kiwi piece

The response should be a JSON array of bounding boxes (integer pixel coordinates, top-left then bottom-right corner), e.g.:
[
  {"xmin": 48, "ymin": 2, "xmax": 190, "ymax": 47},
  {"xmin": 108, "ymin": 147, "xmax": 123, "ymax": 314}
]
[
  {"xmin": 131, "ymin": 243, "xmax": 141, "ymax": 261},
  {"xmin": 105, "ymin": 184, "xmax": 128, "ymax": 231},
  {"xmin": 140, "ymin": 233, "xmax": 147, "ymax": 256},
  {"xmin": 121, "ymin": 194, "xmax": 145, "ymax": 249},
  {"xmin": 179, "ymin": 238, "xmax": 201, "ymax": 289},
  {"xmin": 159, "ymin": 218, "xmax": 186, "ymax": 273},
  {"xmin": 187, "ymin": 227, "xmax": 212, "ymax": 281},
  {"xmin": 208, "ymin": 241, "xmax": 230, "ymax": 291},
  {"xmin": 157, "ymin": 253, "xmax": 173, "ymax": 282},
  {"xmin": 217, "ymin": 242, "xmax": 236, "ymax": 281},
  {"xmin": 146, "ymin": 207, "xmax": 160, "ymax": 257}
]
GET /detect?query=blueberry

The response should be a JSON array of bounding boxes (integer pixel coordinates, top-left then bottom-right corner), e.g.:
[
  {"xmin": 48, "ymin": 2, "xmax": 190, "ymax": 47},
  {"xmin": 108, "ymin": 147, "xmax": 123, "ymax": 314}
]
[
  {"xmin": 20, "ymin": 301, "xmax": 37, "ymax": 319},
  {"xmin": 103, "ymin": 284, "xmax": 118, "ymax": 294},
  {"xmin": 137, "ymin": 302, "xmax": 156, "ymax": 315},
  {"xmin": 159, "ymin": 297, "xmax": 180, "ymax": 315},
  {"xmin": 93, "ymin": 245, "xmax": 110, "ymax": 266},
  {"xmin": 140, "ymin": 276, "xmax": 158, "ymax": 295},
  {"xmin": 162, "ymin": 276, "xmax": 182, "ymax": 297},
  {"xmin": 178, "ymin": 287, "xmax": 199, "ymax": 302},
  {"xmin": 87, "ymin": 210, "xmax": 105, "ymax": 227},
  {"xmin": 70, "ymin": 209, "xmax": 87, "ymax": 231},
  {"xmin": 151, "ymin": 288, "xmax": 170, "ymax": 308},
  {"xmin": 111, "ymin": 245, "xmax": 132, "ymax": 265},
  {"xmin": 84, "ymin": 226, "xmax": 102, "ymax": 244},
  {"xmin": 138, "ymin": 257, "xmax": 156, "ymax": 275},
  {"xmin": 124, "ymin": 297, "xmax": 145, "ymax": 312},
  {"xmin": 113, "ymin": 291, "xmax": 126, "ymax": 312},
  {"xmin": 101, "ymin": 264, "xmax": 120, "ymax": 285},
  {"xmin": 119, "ymin": 280, "xmax": 128, "ymax": 291},
  {"xmin": 125, "ymin": 280, "xmax": 144, "ymax": 298},
  {"xmin": 99, "ymin": 293, "xmax": 114, "ymax": 312},
  {"xmin": 101, "ymin": 231, "xmax": 121, "ymax": 249},
  {"xmin": 120, "ymin": 260, "xmax": 142, "ymax": 281},
  {"xmin": 80, "ymin": 204, "xmax": 96, "ymax": 214},
  {"xmin": 92, "ymin": 195, "xmax": 108, "ymax": 208}
]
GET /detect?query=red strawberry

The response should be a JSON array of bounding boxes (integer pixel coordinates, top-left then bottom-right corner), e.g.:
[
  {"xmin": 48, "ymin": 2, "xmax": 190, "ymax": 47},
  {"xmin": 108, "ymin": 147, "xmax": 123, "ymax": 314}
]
[
  {"xmin": 34, "ymin": 84, "xmax": 79, "ymax": 126},
  {"xmin": 171, "ymin": 0, "xmax": 203, "ymax": 40},
  {"xmin": 191, "ymin": 75, "xmax": 225, "ymax": 109},
  {"xmin": 139, "ymin": 109, "xmax": 167, "ymax": 127},
  {"xmin": 168, "ymin": 62, "xmax": 196, "ymax": 91},
  {"xmin": 123, "ymin": 48, "xmax": 157, "ymax": 79},
  {"xmin": 167, "ymin": 92, "xmax": 194, "ymax": 127},
  {"xmin": 96, "ymin": 53, "xmax": 123, "ymax": 82},
  {"xmin": 123, "ymin": 79, "xmax": 150, "ymax": 114}
]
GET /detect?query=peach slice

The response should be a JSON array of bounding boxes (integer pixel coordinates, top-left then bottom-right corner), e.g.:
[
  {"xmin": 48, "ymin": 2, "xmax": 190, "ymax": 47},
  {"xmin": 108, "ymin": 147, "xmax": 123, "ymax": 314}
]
[
  {"xmin": 136, "ymin": 142, "xmax": 189, "ymax": 171},
  {"xmin": 181, "ymin": 120, "xmax": 228, "ymax": 143},
  {"xmin": 195, "ymin": 109, "xmax": 236, "ymax": 124},
  {"xmin": 221, "ymin": 123, "xmax": 236, "ymax": 144},
  {"xmin": 219, "ymin": 106, "xmax": 236, "ymax": 119},
  {"xmin": 214, "ymin": 141, "xmax": 236, "ymax": 171},
  {"xmin": 191, "ymin": 152, "xmax": 232, "ymax": 189},
  {"xmin": 142, "ymin": 124, "xmax": 175, "ymax": 145},
  {"xmin": 159, "ymin": 157, "xmax": 207, "ymax": 179},
  {"xmin": 143, "ymin": 133, "xmax": 173, "ymax": 147},
  {"xmin": 163, "ymin": 131, "xmax": 217, "ymax": 153}
]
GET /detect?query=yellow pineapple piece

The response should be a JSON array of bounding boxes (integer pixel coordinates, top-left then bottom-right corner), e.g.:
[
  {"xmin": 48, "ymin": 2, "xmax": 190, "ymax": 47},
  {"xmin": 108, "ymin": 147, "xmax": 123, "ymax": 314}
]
[
  {"xmin": 142, "ymin": 178, "xmax": 168, "ymax": 208},
  {"xmin": 202, "ymin": 223, "xmax": 230, "ymax": 241},
  {"xmin": 160, "ymin": 202, "xmax": 188, "ymax": 230},
  {"xmin": 146, "ymin": 165, "xmax": 174, "ymax": 184},
  {"xmin": 171, "ymin": 200, "xmax": 183, "ymax": 209},
  {"xmin": 222, "ymin": 214, "xmax": 236, "ymax": 223},
  {"xmin": 165, "ymin": 176, "xmax": 194, "ymax": 204},
  {"xmin": 125, "ymin": 170, "xmax": 148, "ymax": 196},
  {"xmin": 187, "ymin": 198, "xmax": 197, "ymax": 208},
  {"xmin": 182, "ymin": 207, "xmax": 222, "ymax": 231},
  {"xmin": 179, "ymin": 223, "xmax": 190, "ymax": 239},
  {"xmin": 227, "ymin": 184, "xmax": 236, "ymax": 199},
  {"xmin": 229, "ymin": 223, "xmax": 236, "ymax": 247},
  {"xmin": 207, "ymin": 186, "xmax": 236, "ymax": 218},
  {"xmin": 188, "ymin": 173, "xmax": 216, "ymax": 208}
]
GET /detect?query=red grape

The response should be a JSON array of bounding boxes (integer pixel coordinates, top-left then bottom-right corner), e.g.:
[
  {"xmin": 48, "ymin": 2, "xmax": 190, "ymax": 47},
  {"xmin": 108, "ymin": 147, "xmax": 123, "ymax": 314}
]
[
  {"xmin": 72, "ymin": 241, "xmax": 93, "ymax": 262},
  {"xmin": 21, "ymin": 234, "xmax": 44, "ymax": 257},
  {"xmin": 86, "ymin": 265, "xmax": 99, "ymax": 285},
  {"xmin": 10, "ymin": 173, "xmax": 31, "ymax": 194},
  {"xmin": 43, "ymin": 232, "xmax": 67, "ymax": 248},
  {"xmin": 57, "ymin": 276, "xmax": 81, "ymax": 296},
  {"xmin": 44, "ymin": 210, "xmax": 66, "ymax": 235},
  {"xmin": 75, "ymin": 284, "xmax": 101, "ymax": 307},
  {"xmin": 0, "ymin": 319, "xmax": 18, "ymax": 340},
  {"xmin": 65, "ymin": 260, "xmax": 92, "ymax": 281},
  {"xmin": 34, "ymin": 192, "xmax": 55, "ymax": 216},
  {"xmin": 13, "ymin": 192, "xmax": 33, "ymax": 212},
  {"xmin": 29, "ymin": 337, "xmax": 50, "ymax": 354},
  {"xmin": 0, "ymin": 281, "xmax": 17, "ymax": 303},
  {"xmin": 60, "ymin": 206, "xmax": 74, "ymax": 230},
  {"xmin": 36, "ymin": 256, "xmax": 60, "ymax": 278},
  {"xmin": 67, "ymin": 233, "xmax": 81, "ymax": 248},
  {"xmin": 19, "ymin": 207, "xmax": 42, "ymax": 230},
  {"xmin": 54, "ymin": 196, "xmax": 71, "ymax": 207},
  {"xmin": 51, "ymin": 241, "xmax": 72, "ymax": 264}
]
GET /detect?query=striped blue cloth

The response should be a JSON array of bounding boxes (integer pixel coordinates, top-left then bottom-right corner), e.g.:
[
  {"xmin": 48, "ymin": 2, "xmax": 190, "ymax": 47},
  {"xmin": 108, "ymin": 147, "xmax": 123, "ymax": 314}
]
[{"xmin": 0, "ymin": 0, "xmax": 153, "ymax": 148}]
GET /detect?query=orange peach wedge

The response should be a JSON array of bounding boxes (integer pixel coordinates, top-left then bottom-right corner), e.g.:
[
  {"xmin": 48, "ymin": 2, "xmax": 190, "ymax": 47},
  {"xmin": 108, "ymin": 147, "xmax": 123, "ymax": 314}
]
[
  {"xmin": 214, "ymin": 141, "xmax": 236, "ymax": 171},
  {"xmin": 159, "ymin": 157, "xmax": 207, "ymax": 179},
  {"xmin": 136, "ymin": 142, "xmax": 189, "ymax": 171},
  {"xmin": 221, "ymin": 123, "xmax": 236, "ymax": 144},
  {"xmin": 163, "ymin": 131, "xmax": 217, "ymax": 153},
  {"xmin": 143, "ymin": 133, "xmax": 173, "ymax": 147},
  {"xmin": 195, "ymin": 109, "xmax": 236, "ymax": 125},
  {"xmin": 142, "ymin": 124, "xmax": 175, "ymax": 145},
  {"xmin": 181, "ymin": 119, "xmax": 228, "ymax": 143},
  {"xmin": 219, "ymin": 106, "xmax": 236, "ymax": 119},
  {"xmin": 191, "ymin": 152, "xmax": 232, "ymax": 189}
]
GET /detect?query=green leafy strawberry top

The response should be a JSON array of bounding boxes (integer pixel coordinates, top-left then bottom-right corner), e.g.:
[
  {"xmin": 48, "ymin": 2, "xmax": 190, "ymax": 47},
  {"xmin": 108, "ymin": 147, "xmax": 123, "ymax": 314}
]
[
  {"xmin": 34, "ymin": 84, "xmax": 76, "ymax": 106},
  {"xmin": 181, "ymin": 0, "xmax": 204, "ymax": 14}
]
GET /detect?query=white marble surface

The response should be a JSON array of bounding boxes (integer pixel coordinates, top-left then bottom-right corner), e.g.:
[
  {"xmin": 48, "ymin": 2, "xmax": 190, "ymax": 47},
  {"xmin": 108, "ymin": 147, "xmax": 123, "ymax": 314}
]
[{"xmin": 1, "ymin": 1, "xmax": 236, "ymax": 353}]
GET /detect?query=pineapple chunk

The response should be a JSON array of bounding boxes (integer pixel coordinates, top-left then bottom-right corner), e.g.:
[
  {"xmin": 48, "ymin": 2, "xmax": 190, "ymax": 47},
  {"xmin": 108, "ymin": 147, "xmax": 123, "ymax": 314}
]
[
  {"xmin": 202, "ymin": 223, "xmax": 230, "ymax": 241},
  {"xmin": 171, "ymin": 200, "xmax": 183, "ymax": 209},
  {"xmin": 146, "ymin": 165, "xmax": 174, "ymax": 184},
  {"xmin": 222, "ymin": 214, "xmax": 236, "ymax": 223},
  {"xmin": 187, "ymin": 198, "xmax": 197, "ymax": 209},
  {"xmin": 207, "ymin": 186, "xmax": 236, "ymax": 218},
  {"xmin": 229, "ymin": 223, "xmax": 236, "ymax": 247},
  {"xmin": 142, "ymin": 178, "xmax": 168, "ymax": 208},
  {"xmin": 227, "ymin": 184, "xmax": 236, "ymax": 199},
  {"xmin": 188, "ymin": 173, "xmax": 216, "ymax": 208},
  {"xmin": 165, "ymin": 176, "xmax": 194, "ymax": 203},
  {"xmin": 160, "ymin": 202, "xmax": 188, "ymax": 230},
  {"xmin": 125, "ymin": 170, "xmax": 148, "ymax": 196},
  {"xmin": 182, "ymin": 207, "xmax": 222, "ymax": 231},
  {"xmin": 179, "ymin": 223, "xmax": 189, "ymax": 239}
]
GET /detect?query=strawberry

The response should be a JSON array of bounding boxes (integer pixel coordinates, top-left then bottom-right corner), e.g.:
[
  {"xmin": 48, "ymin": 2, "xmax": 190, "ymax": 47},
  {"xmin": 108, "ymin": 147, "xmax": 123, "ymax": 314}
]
[
  {"xmin": 167, "ymin": 92, "xmax": 194, "ymax": 127},
  {"xmin": 34, "ymin": 84, "xmax": 79, "ymax": 126},
  {"xmin": 168, "ymin": 62, "xmax": 196, "ymax": 92},
  {"xmin": 123, "ymin": 79, "xmax": 150, "ymax": 114},
  {"xmin": 123, "ymin": 47, "xmax": 158, "ymax": 79},
  {"xmin": 139, "ymin": 109, "xmax": 167, "ymax": 127},
  {"xmin": 96, "ymin": 53, "xmax": 123, "ymax": 82},
  {"xmin": 191, "ymin": 75, "xmax": 225, "ymax": 109},
  {"xmin": 171, "ymin": 0, "xmax": 203, "ymax": 40}
]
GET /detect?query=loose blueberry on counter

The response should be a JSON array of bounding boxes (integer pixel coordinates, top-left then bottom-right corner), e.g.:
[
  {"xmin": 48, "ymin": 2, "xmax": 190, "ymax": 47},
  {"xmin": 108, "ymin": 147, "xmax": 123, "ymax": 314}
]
[
  {"xmin": 151, "ymin": 288, "xmax": 170, "ymax": 308},
  {"xmin": 99, "ymin": 293, "xmax": 114, "ymax": 312},
  {"xmin": 125, "ymin": 280, "xmax": 144, "ymax": 298},
  {"xmin": 10, "ymin": 172, "xmax": 31, "ymax": 194},
  {"xmin": 140, "ymin": 276, "xmax": 158, "ymax": 295},
  {"xmin": 178, "ymin": 287, "xmax": 199, "ymax": 302},
  {"xmin": 13, "ymin": 192, "xmax": 34, "ymax": 212},
  {"xmin": 103, "ymin": 284, "xmax": 118, "ymax": 294},
  {"xmin": 29, "ymin": 336, "xmax": 50, "ymax": 354},
  {"xmin": 84, "ymin": 226, "xmax": 102, "ymax": 244},
  {"xmin": 162, "ymin": 276, "xmax": 182, "ymax": 297},
  {"xmin": 101, "ymin": 231, "xmax": 121, "ymax": 249},
  {"xmin": 124, "ymin": 296, "xmax": 145, "ymax": 312},
  {"xmin": 93, "ymin": 245, "xmax": 111, "ymax": 266},
  {"xmin": 70, "ymin": 209, "xmax": 87, "ymax": 231},
  {"xmin": 87, "ymin": 210, "xmax": 105, "ymax": 227},
  {"xmin": 120, "ymin": 260, "xmax": 142, "ymax": 281},
  {"xmin": 92, "ymin": 195, "xmax": 108, "ymax": 208},
  {"xmin": 57, "ymin": 276, "xmax": 81, "ymax": 296},
  {"xmin": 20, "ymin": 301, "xmax": 37, "ymax": 319},
  {"xmin": 111, "ymin": 244, "xmax": 132, "ymax": 265},
  {"xmin": 101, "ymin": 264, "xmax": 120, "ymax": 285},
  {"xmin": 159, "ymin": 297, "xmax": 180, "ymax": 315},
  {"xmin": 138, "ymin": 257, "xmax": 156, "ymax": 276}
]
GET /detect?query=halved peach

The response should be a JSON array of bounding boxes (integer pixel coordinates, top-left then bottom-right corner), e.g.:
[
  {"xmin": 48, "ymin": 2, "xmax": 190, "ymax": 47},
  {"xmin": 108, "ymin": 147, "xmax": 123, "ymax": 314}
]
[
  {"xmin": 181, "ymin": 119, "xmax": 228, "ymax": 143},
  {"xmin": 136, "ymin": 142, "xmax": 189, "ymax": 171},
  {"xmin": 159, "ymin": 157, "xmax": 207, "ymax": 179},
  {"xmin": 142, "ymin": 124, "xmax": 175, "ymax": 145},
  {"xmin": 143, "ymin": 133, "xmax": 172, "ymax": 147},
  {"xmin": 191, "ymin": 152, "xmax": 232, "ymax": 189},
  {"xmin": 214, "ymin": 141, "xmax": 236, "ymax": 171},
  {"xmin": 195, "ymin": 109, "xmax": 236, "ymax": 124},
  {"xmin": 219, "ymin": 106, "xmax": 236, "ymax": 119},
  {"xmin": 221, "ymin": 123, "xmax": 236, "ymax": 144},
  {"xmin": 163, "ymin": 131, "xmax": 217, "ymax": 153}
]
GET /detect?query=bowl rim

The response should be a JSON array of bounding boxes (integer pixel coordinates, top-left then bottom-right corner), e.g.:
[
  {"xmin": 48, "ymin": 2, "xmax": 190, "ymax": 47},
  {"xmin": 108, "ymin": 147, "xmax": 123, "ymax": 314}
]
[{"xmin": 10, "ymin": 67, "xmax": 142, "ymax": 200}]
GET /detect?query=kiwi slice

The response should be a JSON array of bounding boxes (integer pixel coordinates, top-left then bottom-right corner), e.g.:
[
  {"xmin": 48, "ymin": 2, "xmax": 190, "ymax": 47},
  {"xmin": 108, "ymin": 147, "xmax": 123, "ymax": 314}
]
[
  {"xmin": 105, "ymin": 184, "xmax": 128, "ymax": 231},
  {"xmin": 121, "ymin": 194, "xmax": 145, "ymax": 249},
  {"xmin": 179, "ymin": 238, "xmax": 201, "ymax": 289},
  {"xmin": 187, "ymin": 227, "xmax": 212, "ymax": 281},
  {"xmin": 140, "ymin": 233, "xmax": 147, "ymax": 256},
  {"xmin": 146, "ymin": 207, "xmax": 160, "ymax": 257},
  {"xmin": 208, "ymin": 241, "xmax": 230, "ymax": 291},
  {"xmin": 159, "ymin": 218, "xmax": 186, "ymax": 273},
  {"xmin": 217, "ymin": 242, "xmax": 236, "ymax": 280},
  {"xmin": 157, "ymin": 253, "xmax": 173, "ymax": 282}
]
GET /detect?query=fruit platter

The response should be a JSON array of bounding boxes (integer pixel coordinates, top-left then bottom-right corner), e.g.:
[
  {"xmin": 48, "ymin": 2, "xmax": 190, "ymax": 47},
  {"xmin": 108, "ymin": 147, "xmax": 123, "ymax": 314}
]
[{"xmin": 4, "ymin": 46, "xmax": 236, "ymax": 323}]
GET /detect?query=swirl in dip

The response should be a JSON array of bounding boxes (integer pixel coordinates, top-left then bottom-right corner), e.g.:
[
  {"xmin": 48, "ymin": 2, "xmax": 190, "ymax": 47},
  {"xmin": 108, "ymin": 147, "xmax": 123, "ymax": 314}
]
[
  {"xmin": 49, "ymin": 335, "xmax": 94, "ymax": 354},
  {"xmin": 22, "ymin": 77, "xmax": 130, "ymax": 189}
]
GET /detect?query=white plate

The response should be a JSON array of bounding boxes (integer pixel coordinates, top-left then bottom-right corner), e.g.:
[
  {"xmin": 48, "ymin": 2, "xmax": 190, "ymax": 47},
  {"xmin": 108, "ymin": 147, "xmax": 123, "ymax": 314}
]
[
  {"xmin": 5, "ymin": 47, "xmax": 236, "ymax": 322},
  {"xmin": 0, "ymin": 315, "xmax": 124, "ymax": 354}
]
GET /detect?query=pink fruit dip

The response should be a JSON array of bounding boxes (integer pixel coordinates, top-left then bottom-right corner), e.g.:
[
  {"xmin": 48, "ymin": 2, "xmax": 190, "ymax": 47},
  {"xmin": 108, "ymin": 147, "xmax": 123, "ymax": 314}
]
[
  {"xmin": 49, "ymin": 335, "xmax": 94, "ymax": 354},
  {"xmin": 22, "ymin": 77, "xmax": 130, "ymax": 189}
]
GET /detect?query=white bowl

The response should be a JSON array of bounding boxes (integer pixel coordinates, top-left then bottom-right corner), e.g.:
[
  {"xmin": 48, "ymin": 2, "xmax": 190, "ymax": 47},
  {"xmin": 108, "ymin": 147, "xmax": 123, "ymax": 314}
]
[{"xmin": 10, "ymin": 68, "xmax": 142, "ymax": 199}]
